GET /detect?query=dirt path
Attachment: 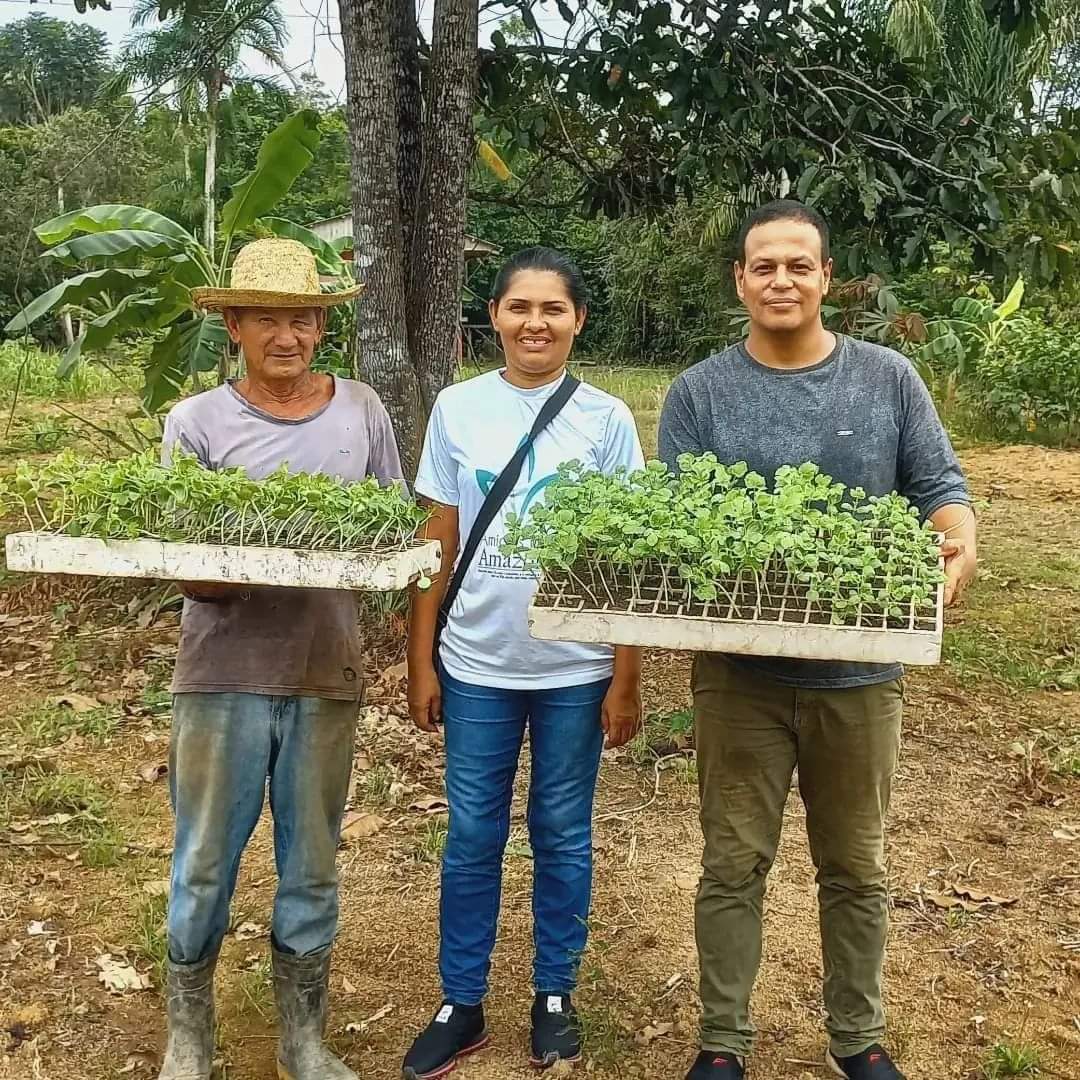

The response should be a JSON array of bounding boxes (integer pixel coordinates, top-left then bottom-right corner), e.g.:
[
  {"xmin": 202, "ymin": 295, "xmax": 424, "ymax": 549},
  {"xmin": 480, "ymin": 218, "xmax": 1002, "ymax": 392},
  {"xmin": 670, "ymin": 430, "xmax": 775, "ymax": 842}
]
[{"xmin": 1, "ymin": 444, "xmax": 1078, "ymax": 1080}]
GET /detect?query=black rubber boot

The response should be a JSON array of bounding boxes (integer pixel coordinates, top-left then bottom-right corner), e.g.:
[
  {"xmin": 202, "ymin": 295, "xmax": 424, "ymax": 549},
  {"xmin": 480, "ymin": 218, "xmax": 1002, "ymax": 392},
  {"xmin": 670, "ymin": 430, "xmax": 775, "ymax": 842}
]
[
  {"xmin": 402, "ymin": 1001, "xmax": 489, "ymax": 1079},
  {"xmin": 159, "ymin": 951, "xmax": 217, "ymax": 1080},
  {"xmin": 530, "ymin": 993, "xmax": 581, "ymax": 1069},
  {"xmin": 272, "ymin": 943, "xmax": 357, "ymax": 1080},
  {"xmin": 685, "ymin": 1050, "xmax": 746, "ymax": 1079}
]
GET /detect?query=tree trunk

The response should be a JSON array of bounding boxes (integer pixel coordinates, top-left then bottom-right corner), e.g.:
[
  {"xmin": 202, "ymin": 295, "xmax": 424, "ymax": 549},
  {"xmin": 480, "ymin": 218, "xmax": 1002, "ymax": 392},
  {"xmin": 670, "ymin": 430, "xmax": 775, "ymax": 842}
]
[
  {"xmin": 204, "ymin": 74, "xmax": 220, "ymax": 263},
  {"xmin": 338, "ymin": 0, "xmax": 423, "ymax": 473},
  {"xmin": 57, "ymin": 183, "xmax": 74, "ymax": 348},
  {"xmin": 393, "ymin": 0, "xmax": 422, "ymax": 266},
  {"xmin": 408, "ymin": 0, "xmax": 479, "ymax": 412}
]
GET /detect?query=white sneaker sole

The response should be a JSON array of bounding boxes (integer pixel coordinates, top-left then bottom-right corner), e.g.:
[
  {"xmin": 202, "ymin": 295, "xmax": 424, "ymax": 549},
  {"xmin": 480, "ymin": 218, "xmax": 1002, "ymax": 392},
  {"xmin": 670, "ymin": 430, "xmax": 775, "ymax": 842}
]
[{"xmin": 825, "ymin": 1051, "xmax": 848, "ymax": 1078}]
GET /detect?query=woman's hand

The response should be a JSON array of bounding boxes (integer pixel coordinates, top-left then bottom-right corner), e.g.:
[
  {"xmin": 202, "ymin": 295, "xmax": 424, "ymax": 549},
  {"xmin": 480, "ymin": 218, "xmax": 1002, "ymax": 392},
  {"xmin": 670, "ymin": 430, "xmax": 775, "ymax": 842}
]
[
  {"xmin": 601, "ymin": 676, "xmax": 642, "ymax": 749},
  {"xmin": 408, "ymin": 658, "xmax": 442, "ymax": 733}
]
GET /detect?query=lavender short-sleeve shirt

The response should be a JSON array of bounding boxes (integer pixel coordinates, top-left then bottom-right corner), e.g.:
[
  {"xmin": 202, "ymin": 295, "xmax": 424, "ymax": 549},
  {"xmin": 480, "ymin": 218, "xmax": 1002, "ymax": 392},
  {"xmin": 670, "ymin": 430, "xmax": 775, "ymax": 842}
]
[{"xmin": 161, "ymin": 375, "xmax": 405, "ymax": 700}]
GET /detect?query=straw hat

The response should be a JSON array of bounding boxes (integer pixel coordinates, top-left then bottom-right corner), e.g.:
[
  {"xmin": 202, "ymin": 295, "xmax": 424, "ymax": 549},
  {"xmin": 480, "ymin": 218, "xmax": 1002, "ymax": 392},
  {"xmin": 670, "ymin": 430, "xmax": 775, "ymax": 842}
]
[{"xmin": 190, "ymin": 238, "xmax": 364, "ymax": 311}]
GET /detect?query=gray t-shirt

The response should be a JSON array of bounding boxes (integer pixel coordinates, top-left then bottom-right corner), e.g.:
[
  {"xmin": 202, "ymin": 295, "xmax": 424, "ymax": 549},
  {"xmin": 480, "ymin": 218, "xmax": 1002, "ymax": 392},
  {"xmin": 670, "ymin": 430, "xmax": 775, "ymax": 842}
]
[
  {"xmin": 161, "ymin": 376, "xmax": 405, "ymax": 700},
  {"xmin": 657, "ymin": 336, "xmax": 970, "ymax": 689}
]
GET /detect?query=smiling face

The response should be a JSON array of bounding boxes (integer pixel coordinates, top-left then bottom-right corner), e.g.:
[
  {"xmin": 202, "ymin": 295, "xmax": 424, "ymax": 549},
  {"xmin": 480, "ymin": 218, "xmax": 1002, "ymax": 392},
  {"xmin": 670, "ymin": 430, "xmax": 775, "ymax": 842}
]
[
  {"xmin": 734, "ymin": 219, "xmax": 832, "ymax": 336},
  {"xmin": 224, "ymin": 306, "xmax": 325, "ymax": 383},
  {"xmin": 489, "ymin": 269, "xmax": 586, "ymax": 384}
]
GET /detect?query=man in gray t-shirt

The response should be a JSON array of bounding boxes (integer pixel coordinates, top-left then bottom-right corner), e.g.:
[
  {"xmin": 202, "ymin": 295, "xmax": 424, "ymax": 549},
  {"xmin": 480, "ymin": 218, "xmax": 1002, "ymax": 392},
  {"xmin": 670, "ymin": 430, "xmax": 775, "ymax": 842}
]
[
  {"xmin": 156, "ymin": 239, "xmax": 400, "ymax": 1080},
  {"xmin": 660, "ymin": 204, "xmax": 977, "ymax": 1080}
]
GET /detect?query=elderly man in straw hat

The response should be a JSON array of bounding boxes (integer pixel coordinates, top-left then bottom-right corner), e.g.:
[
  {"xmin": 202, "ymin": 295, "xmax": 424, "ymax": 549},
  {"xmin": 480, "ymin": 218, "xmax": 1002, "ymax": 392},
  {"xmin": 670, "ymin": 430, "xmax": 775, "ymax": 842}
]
[{"xmin": 157, "ymin": 238, "xmax": 404, "ymax": 1080}]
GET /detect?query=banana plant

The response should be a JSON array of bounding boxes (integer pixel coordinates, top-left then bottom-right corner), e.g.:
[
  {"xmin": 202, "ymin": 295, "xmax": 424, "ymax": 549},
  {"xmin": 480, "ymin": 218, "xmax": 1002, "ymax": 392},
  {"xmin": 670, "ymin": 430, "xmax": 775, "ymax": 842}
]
[{"xmin": 4, "ymin": 109, "xmax": 336, "ymax": 411}]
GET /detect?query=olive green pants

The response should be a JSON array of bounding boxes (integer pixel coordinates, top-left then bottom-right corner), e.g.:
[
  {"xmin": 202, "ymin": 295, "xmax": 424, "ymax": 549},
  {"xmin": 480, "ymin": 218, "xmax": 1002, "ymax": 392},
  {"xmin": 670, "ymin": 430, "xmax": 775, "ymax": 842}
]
[{"xmin": 692, "ymin": 654, "xmax": 903, "ymax": 1059}]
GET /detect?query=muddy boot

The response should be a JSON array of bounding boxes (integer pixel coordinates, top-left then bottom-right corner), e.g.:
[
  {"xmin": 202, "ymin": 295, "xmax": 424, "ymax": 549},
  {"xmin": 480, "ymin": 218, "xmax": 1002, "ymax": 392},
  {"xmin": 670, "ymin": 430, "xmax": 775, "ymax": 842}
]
[
  {"xmin": 159, "ymin": 952, "xmax": 217, "ymax": 1080},
  {"xmin": 272, "ymin": 943, "xmax": 357, "ymax": 1080}
]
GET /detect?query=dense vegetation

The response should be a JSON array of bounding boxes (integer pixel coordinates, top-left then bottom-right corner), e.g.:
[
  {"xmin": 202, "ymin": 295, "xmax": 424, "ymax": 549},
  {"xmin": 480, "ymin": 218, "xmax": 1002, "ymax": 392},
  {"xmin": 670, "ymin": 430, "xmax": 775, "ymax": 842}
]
[{"xmin": 2, "ymin": 5, "xmax": 1080, "ymax": 442}]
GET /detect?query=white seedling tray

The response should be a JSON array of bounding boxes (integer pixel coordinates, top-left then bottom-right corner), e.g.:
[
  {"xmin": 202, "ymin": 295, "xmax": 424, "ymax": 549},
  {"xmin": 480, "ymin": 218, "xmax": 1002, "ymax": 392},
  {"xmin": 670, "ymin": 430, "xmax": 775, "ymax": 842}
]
[
  {"xmin": 5, "ymin": 532, "xmax": 441, "ymax": 592},
  {"xmin": 528, "ymin": 604, "xmax": 941, "ymax": 665}
]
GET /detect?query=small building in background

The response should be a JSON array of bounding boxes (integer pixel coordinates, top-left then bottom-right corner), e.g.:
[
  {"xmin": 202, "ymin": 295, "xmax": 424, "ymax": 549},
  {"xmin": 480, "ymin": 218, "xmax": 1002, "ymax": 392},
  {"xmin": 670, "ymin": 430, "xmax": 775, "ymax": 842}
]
[{"xmin": 308, "ymin": 215, "xmax": 500, "ymax": 368}]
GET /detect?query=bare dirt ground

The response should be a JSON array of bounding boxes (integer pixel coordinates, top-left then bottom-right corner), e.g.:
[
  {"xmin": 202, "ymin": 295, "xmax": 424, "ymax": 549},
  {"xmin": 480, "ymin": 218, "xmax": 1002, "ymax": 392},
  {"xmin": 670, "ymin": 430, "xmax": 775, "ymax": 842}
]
[{"xmin": 0, "ymin": 442, "xmax": 1078, "ymax": 1080}]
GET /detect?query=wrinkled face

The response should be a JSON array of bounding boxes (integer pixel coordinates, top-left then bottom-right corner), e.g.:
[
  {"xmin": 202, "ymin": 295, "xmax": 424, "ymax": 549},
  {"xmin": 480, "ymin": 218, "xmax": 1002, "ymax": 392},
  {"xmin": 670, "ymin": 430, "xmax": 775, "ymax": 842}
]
[
  {"xmin": 489, "ymin": 270, "xmax": 586, "ymax": 381},
  {"xmin": 735, "ymin": 220, "xmax": 832, "ymax": 335},
  {"xmin": 224, "ymin": 306, "xmax": 325, "ymax": 381}
]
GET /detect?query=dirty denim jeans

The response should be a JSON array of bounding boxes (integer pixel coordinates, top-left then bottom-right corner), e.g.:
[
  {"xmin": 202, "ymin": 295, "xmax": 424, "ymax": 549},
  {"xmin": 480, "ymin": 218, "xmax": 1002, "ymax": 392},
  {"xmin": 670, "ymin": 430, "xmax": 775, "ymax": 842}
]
[
  {"xmin": 438, "ymin": 670, "xmax": 608, "ymax": 1005},
  {"xmin": 167, "ymin": 692, "xmax": 358, "ymax": 964},
  {"xmin": 692, "ymin": 654, "xmax": 903, "ymax": 1060}
]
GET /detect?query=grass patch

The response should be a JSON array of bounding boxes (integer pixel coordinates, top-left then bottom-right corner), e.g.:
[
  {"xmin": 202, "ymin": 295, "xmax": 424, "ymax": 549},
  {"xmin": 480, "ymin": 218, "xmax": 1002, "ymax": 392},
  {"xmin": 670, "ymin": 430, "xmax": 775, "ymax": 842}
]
[
  {"xmin": 132, "ymin": 893, "xmax": 169, "ymax": 987},
  {"xmin": 236, "ymin": 957, "xmax": 274, "ymax": 1019},
  {"xmin": 413, "ymin": 816, "xmax": 448, "ymax": 863},
  {"xmin": 944, "ymin": 625, "xmax": 1080, "ymax": 691},
  {"xmin": 0, "ymin": 765, "xmax": 126, "ymax": 863},
  {"xmin": 0, "ymin": 341, "xmax": 133, "ymax": 404},
  {"xmin": 982, "ymin": 545, "xmax": 1080, "ymax": 592},
  {"xmin": 360, "ymin": 764, "xmax": 396, "ymax": 807},
  {"xmin": 11, "ymin": 702, "xmax": 121, "ymax": 747},
  {"xmin": 982, "ymin": 1039, "xmax": 1043, "ymax": 1078},
  {"xmin": 575, "ymin": 939, "xmax": 633, "ymax": 1067},
  {"xmin": 584, "ymin": 365, "xmax": 676, "ymax": 457}
]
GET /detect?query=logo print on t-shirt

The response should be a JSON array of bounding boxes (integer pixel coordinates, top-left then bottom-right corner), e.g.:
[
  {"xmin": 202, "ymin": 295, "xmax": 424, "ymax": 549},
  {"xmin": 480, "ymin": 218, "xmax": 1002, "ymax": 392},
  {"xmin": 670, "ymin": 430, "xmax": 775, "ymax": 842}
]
[{"xmin": 475, "ymin": 435, "xmax": 557, "ymax": 515}]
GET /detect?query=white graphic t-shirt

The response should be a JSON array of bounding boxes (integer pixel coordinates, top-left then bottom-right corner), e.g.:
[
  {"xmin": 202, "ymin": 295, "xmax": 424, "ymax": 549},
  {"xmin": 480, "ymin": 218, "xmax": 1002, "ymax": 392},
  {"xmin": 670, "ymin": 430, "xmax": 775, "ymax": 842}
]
[{"xmin": 415, "ymin": 369, "xmax": 645, "ymax": 690}]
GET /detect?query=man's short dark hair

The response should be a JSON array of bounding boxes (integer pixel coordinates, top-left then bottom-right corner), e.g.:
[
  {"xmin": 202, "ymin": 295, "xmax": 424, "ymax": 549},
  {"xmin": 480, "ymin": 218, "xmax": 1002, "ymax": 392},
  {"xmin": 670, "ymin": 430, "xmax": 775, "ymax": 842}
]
[{"xmin": 735, "ymin": 200, "xmax": 830, "ymax": 264}]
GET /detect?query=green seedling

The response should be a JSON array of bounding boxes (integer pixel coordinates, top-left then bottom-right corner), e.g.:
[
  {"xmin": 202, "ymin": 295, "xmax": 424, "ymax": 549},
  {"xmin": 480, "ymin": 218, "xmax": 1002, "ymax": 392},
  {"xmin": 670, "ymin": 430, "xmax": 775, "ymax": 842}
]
[
  {"xmin": 504, "ymin": 455, "xmax": 945, "ymax": 625},
  {"xmin": 1, "ymin": 449, "xmax": 429, "ymax": 553}
]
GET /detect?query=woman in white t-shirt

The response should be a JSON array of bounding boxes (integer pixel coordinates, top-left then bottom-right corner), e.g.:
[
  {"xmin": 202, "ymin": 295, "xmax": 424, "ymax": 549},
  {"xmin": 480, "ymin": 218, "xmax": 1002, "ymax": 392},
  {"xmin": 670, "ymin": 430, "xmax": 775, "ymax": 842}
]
[{"xmin": 402, "ymin": 248, "xmax": 645, "ymax": 1079}]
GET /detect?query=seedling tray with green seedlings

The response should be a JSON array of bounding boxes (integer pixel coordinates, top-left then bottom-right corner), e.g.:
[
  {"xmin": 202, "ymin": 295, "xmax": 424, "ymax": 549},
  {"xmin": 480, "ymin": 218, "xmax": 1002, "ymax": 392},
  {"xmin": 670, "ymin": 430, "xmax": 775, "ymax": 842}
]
[
  {"xmin": 506, "ymin": 455, "xmax": 945, "ymax": 665},
  {"xmin": 2, "ymin": 450, "xmax": 440, "ymax": 592}
]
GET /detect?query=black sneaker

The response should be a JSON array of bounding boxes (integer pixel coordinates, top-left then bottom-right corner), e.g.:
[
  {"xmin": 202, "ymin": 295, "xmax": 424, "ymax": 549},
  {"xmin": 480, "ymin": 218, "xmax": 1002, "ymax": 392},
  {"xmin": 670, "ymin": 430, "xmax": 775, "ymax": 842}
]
[
  {"xmin": 402, "ymin": 1001, "xmax": 489, "ymax": 1080},
  {"xmin": 827, "ymin": 1044, "xmax": 906, "ymax": 1079},
  {"xmin": 530, "ymin": 993, "xmax": 581, "ymax": 1068},
  {"xmin": 686, "ymin": 1050, "xmax": 746, "ymax": 1079}
]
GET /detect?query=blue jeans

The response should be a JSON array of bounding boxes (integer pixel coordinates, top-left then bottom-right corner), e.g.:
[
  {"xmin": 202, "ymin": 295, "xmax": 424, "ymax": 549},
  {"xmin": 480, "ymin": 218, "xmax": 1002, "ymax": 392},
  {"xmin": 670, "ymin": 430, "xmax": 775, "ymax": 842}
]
[
  {"xmin": 167, "ymin": 693, "xmax": 358, "ymax": 964},
  {"xmin": 438, "ymin": 671, "xmax": 608, "ymax": 1004}
]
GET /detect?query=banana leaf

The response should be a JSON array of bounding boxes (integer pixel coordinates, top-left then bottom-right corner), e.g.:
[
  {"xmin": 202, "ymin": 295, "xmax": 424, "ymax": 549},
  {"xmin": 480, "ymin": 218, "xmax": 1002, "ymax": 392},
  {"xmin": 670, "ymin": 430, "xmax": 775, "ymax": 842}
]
[
  {"xmin": 219, "ymin": 110, "xmax": 321, "ymax": 242},
  {"xmin": 36, "ymin": 205, "xmax": 196, "ymax": 247},
  {"xmin": 4, "ymin": 267, "xmax": 157, "ymax": 334}
]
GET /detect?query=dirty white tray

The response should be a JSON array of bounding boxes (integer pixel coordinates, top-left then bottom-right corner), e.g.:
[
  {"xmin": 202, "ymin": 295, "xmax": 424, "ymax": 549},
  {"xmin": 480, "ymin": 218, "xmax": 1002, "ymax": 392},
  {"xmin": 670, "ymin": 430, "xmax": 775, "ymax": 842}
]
[
  {"xmin": 528, "ymin": 604, "xmax": 941, "ymax": 664},
  {"xmin": 5, "ymin": 532, "xmax": 441, "ymax": 592}
]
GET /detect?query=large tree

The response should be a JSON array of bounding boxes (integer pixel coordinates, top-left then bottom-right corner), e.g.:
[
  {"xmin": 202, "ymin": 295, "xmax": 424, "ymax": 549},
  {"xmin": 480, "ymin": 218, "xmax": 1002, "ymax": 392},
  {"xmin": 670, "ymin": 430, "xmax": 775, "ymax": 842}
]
[
  {"xmin": 111, "ymin": 0, "xmax": 290, "ymax": 255},
  {"xmin": 337, "ymin": 0, "xmax": 479, "ymax": 471},
  {"xmin": 0, "ymin": 14, "xmax": 114, "ymax": 126},
  {"xmin": 481, "ymin": 0, "xmax": 1079, "ymax": 281}
]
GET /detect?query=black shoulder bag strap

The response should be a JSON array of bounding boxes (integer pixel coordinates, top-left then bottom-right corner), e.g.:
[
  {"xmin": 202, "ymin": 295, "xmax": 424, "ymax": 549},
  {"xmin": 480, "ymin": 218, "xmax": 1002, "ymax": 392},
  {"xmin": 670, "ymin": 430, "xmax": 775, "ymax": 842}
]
[{"xmin": 434, "ymin": 372, "xmax": 580, "ymax": 664}]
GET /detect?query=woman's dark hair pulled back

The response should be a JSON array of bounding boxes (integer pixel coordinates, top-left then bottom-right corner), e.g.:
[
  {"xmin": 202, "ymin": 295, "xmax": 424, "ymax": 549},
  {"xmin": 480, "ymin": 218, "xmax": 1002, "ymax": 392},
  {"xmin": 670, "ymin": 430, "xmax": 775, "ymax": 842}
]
[{"xmin": 491, "ymin": 247, "xmax": 588, "ymax": 312}]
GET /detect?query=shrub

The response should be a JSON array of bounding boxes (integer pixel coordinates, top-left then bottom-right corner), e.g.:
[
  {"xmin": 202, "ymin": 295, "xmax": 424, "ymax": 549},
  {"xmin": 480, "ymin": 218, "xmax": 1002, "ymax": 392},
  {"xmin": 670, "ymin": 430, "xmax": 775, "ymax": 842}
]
[{"xmin": 975, "ymin": 318, "xmax": 1080, "ymax": 441}]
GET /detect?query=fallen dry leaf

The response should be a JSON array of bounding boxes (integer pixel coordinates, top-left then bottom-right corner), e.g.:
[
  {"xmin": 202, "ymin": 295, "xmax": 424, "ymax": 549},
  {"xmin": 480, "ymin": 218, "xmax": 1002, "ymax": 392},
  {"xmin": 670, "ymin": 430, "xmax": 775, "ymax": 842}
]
[
  {"xmin": 142, "ymin": 879, "xmax": 170, "ymax": 898},
  {"xmin": 1053, "ymin": 826, "xmax": 1079, "ymax": 842},
  {"xmin": 380, "ymin": 661, "xmax": 408, "ymax": 683},
  {"xmin": 340, "ymin": 812, "xmax": 385, "ymax": 843},
  {"xmin": 118, "ymin": 1051, "xmax": 157, "ymax": 1075},
  {"xmin": 409, "ymin": 794, "xmax": 449, "ymax": 814},
  {"xmin": 345, "ymin": 1003, "xmax": 395, "ymax": 1034},
  {"xmin": 342, "ymin": 975, "xmax": 357, "ymax": 994},
  {"xmin": 30, "ymin": 813, "xmax": 76, "ymax": 827},
  {"xmin": 95, "ymin": 954, "xmax": 152, "ymax": 994},
  {"xmin": 919, "ymin": 882, "xmax": 1018, "ymax": 912},
  {"xmin": 635, "ymin": 1021, "xmax": 674, "ymax": 1046},
  {"xmin": 27, "ymin": 921, "xmax": 54, "ymax": 937},
  {"xmin": 137, "ymin": 761, "xmax": 168, "ymax": 784},
  {"xmin": 234, "ymin": 922, "xmax": 268, "ymax": 941},
  {"xmin": 53, "ymin": 693, "xmax": 102, "ymax": 714},
  {"xmin": 674, "ymin": 872, "xmax": 698, "ymax": 891}
]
